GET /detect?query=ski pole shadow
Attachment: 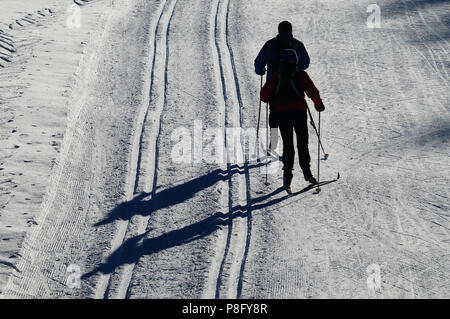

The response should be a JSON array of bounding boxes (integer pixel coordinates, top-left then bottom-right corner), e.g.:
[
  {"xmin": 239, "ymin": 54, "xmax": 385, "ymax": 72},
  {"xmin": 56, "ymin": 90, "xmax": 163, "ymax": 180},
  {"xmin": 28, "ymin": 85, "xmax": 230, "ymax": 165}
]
[
  {"xmin": 83, "ymin": 186, "xmax": 287, "ymax": 279},
  {"xmin": 94, "ymin": 162, "xmax": 265, "ymax": 227}
]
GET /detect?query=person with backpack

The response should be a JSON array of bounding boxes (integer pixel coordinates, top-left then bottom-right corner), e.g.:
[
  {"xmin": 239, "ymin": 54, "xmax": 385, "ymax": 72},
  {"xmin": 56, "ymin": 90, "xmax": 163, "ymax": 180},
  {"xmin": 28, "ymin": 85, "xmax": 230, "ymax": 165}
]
[
  {"xmin": 260, "ymin": 49, "xmax": 325, "ymax": 193},
  {"xmin": 254, "ymin": 21, "xmax": 310, "ymax": 154}
]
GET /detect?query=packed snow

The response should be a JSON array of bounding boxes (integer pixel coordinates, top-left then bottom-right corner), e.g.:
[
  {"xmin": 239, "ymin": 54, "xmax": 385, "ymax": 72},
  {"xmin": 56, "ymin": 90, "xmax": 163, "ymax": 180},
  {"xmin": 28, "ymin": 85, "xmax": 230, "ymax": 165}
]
[{"xmin": 0, "ymin": 0, "xmax": 448, "ymax": 298}]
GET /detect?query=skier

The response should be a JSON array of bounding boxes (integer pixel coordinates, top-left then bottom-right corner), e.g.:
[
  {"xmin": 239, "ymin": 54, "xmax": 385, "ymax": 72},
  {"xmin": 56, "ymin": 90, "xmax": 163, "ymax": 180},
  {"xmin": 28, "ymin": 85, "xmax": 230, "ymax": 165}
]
[
  {"xmin": 254, "ymin": 21, "xmax": 310, "ymax": 153},
  {"xmin": 260, "ymin": 49, "xmax": 325, "ymax": 193}
]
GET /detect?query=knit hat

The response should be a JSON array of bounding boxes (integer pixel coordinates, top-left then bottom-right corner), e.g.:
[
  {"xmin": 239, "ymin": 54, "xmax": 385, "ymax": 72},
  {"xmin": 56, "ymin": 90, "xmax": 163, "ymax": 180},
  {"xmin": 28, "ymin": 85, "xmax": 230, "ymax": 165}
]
[{"xmin": 280, "ymin": 48, "xmax": 298, "ymax": 65}]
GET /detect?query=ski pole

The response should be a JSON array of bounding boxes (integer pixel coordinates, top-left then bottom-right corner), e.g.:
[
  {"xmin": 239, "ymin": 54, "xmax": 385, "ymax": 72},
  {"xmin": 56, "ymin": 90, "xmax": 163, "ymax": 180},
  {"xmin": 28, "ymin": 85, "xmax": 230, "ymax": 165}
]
[
  {"xmin": 265, "ymin": 96, "xmax": 270, "ymax": 186},
  {"xmin": 316, "ymin": 112, "xmax": 321, "ymax": 193},
  {"xmin": 254, "ymin": 75, "xmax": 263, "ymax": 161},
  {"xmin": 306, "ymin": 105, "xmax": 328, "ymax": 159}
]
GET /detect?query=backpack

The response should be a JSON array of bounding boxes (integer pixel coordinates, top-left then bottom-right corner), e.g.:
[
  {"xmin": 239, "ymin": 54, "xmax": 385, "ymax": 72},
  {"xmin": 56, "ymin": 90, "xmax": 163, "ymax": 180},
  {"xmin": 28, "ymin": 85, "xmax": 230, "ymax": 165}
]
[
  {"xmin": 273, "ymin": 49, "xmax": 303, "ymax": 104},
  {"xmin": 269, "ymin": 37, "xmax": 295, "ymax": 76}
]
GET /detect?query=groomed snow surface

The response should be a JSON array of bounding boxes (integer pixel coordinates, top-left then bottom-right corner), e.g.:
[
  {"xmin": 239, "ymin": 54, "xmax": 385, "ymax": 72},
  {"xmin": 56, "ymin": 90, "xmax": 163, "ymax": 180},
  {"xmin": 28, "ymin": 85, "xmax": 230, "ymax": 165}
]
[{"xmin": 0, "ymin": 0, "xmax": 448, "ymax": 298}]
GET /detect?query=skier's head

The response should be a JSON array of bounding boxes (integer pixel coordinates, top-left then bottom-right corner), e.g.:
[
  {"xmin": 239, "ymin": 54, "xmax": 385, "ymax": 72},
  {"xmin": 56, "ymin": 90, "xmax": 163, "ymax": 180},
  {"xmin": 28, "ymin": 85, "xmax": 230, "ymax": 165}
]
[
  {"xmin": 278, "ymin": 21, "xmax": 292, "ymax": 34},
  {"xmin": 280, "ymin": 49, "xmax": 298, "ymax": 66},
  {"xmin": 279, "ymin": 49, "xmax": 298, "ymax": 76}
]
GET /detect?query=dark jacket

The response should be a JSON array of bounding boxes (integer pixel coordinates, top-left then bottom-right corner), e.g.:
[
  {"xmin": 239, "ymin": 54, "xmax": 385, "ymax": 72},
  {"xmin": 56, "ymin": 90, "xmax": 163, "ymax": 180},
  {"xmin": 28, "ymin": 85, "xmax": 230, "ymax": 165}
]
[
  {"xmin": 254, "ymin": 33, "xmax": 310, "ymax": 78},
  {"xmin": 260, "ymin": 70, "xmax": 322, "ymax": 113}
]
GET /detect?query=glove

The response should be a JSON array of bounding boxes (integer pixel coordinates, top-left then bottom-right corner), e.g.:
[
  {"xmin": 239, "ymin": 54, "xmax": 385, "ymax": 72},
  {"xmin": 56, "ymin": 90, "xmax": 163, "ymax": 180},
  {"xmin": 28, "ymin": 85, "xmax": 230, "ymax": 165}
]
[
  {"xmin": 256, "ymin": 69, "xmax": 266, "ymax": 76},
  {"xmin": 255, "ymin": 65, "xmax": 266, "ymax": 76},
  {"xmin": 315, "ymin": 102, "xmax": 325, "ymax": 112}
]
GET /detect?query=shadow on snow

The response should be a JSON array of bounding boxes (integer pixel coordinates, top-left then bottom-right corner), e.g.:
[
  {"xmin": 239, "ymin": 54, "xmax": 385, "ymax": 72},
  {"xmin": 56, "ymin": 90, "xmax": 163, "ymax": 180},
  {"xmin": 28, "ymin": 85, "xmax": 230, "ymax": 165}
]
[
  {"xmin": 83, "ymin": 186, "xmax": 293, "ymax": 279},
  {"xmin": 95, "ymin": 163, "xmax": 264, "ymax": 227},
  {"xmin": 83, "ymin": 161, "xmax": 303, "ymax": 279}
]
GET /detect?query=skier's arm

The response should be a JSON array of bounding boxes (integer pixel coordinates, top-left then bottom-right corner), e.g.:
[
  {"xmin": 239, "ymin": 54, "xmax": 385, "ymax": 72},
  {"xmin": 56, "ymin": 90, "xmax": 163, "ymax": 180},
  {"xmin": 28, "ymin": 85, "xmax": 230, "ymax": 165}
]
[
  {"xmin": 254, "ymin": 42, "xmax": 268, "ymax": 76},
  {"xmin": 296, "ymin": 41, "xmax": 310, "ymax": 70},
  {"xmin": 260, "ymin": 76, "xmax": 276, "ymax": 103},
  {"xmin": 302, "ymin": 72, "xmax": 322, "ymax": 107}
]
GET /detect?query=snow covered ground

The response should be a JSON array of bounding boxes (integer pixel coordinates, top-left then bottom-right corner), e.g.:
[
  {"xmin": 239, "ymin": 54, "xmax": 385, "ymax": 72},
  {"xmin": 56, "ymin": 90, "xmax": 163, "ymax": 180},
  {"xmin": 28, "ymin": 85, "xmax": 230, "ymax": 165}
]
[
  {"xmin": 0, "ymin": 0, "xmax": 448, "ymax": 298},
  {"xmin": 0, "ymin": 0, "xmax": 116, "ymax": 289}
]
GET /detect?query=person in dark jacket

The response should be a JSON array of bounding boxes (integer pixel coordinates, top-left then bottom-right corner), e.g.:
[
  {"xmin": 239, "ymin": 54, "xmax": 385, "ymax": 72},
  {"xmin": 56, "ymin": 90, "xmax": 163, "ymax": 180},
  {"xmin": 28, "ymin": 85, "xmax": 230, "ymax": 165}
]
[
  {"xmin": 254, "ymin": 21, "xmax": 310, "ymax": 153},
  {"xmin": 260, "ymin": 49, "xmax": 324, "ymax": 192},
  {"xmin": 255, "ymin": 21, "xmax": 310, "ymax": 78}
]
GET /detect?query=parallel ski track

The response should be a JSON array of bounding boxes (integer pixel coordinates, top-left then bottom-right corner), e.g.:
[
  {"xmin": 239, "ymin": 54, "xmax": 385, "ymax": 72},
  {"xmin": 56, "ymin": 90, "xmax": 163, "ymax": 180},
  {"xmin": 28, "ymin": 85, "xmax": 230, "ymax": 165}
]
[
  {"xmin": 211, "ymin": 0, "xmax": 253, "ymax": 299},
  {"xmin": 94, "ymin": 0, "xmax": 177, "ymax": 299}
]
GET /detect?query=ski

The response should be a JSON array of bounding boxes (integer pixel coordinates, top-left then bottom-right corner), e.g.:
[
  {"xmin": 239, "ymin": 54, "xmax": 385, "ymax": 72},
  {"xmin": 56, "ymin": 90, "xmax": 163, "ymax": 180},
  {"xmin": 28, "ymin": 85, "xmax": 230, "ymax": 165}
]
[
  {"xmin": 290, "ymin": 172, "xmax": 340, "ymax": 195},
  {"xmin": 267, "ymin": 149, "xmax": 282, "ymax": 161},
  {"xmin": 260, "ymin": 142, "xmax": 282, "ymax": 161}
]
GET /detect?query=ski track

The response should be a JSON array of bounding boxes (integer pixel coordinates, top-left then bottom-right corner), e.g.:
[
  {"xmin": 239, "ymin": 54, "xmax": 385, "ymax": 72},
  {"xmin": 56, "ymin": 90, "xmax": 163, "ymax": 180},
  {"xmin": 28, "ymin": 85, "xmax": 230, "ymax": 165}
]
[
  {"xmin": 94, "ymin": 0, "xmax": 177, "ymax": 299},
  {"xmin": 377, "ymin": 8, "xmax": 448, "ymax": 297},
  {"xmin": 1, "ymin": 0, "xmax": 448, "ymax": 299},
  {"xmin": 345, "ymin": 1, "xmax": 448, "ymax": 297},
  {"xmin": 394, "ymin": 0, "xmax": 449, "ymax": 89},
  {"xmin": 232, "ymin": 0, "xmax": 449, "ymax": 298},
  {"xmin": 209, "ymin": 0, "xmax": 252, "ymax": 299},
  {"xmin": 109, "ymin": 0, "xmax": 252, "ymax": 298}
]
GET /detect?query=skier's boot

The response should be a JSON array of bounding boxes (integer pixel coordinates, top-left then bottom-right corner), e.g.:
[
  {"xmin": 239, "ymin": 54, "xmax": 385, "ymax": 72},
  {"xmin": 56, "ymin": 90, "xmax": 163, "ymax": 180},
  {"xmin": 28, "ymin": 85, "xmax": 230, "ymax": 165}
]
[
  {"xmin": 283, "ymin": 170, "xmax": 293, "ymax": 194},
  {"xmin": 303, "ymin": 168, "xmax": 317, "ymax": 185}
]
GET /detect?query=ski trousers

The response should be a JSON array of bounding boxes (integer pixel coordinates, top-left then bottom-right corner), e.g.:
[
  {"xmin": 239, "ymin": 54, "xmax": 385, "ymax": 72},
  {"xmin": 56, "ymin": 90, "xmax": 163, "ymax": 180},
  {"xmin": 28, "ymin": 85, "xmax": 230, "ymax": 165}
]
[{"xmin": 278, "ymin": 109, "xmax": 311, "ymax": 174}]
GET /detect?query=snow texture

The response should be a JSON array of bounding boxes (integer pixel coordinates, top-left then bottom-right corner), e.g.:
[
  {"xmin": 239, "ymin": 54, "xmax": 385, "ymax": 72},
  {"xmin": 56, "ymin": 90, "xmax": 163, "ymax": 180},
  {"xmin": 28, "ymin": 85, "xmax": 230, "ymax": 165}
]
[{"xmin": 0, "ymin": 0, "xmax": 448, "ymax": 298}]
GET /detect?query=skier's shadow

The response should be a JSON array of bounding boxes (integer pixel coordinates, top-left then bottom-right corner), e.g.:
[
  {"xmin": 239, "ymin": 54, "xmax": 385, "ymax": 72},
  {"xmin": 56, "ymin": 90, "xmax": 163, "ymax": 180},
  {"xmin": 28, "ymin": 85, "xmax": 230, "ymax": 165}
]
[
  {"xmin": 83, "ymin": 185, "xmax": 287, "ymax": 279},
  {"xmin": 95, "ymin": 162, "xmax": 265, "ymax": 227}
]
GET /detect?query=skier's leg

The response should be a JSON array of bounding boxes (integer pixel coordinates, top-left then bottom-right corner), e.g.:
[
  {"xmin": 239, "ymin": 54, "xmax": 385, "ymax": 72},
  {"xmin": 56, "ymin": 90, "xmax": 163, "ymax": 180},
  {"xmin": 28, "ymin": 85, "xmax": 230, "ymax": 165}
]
[
  {"xmin": 294, "ymin": 110, "xmax": 314, "ymax": 181},
  {"xmin": 270, "ymin": 128, "xmax": 278, "ymax": 150},
  {"xmin": 278, "ymin": 115, "xmax": 295, "ymax": 173},
  {"xmin": 279, "ymin": 118, "xmax": 294, "ymax": 190},
  {"xmin": 268, "ymin": 102, "xmax": 279, "ymax": 150}
]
